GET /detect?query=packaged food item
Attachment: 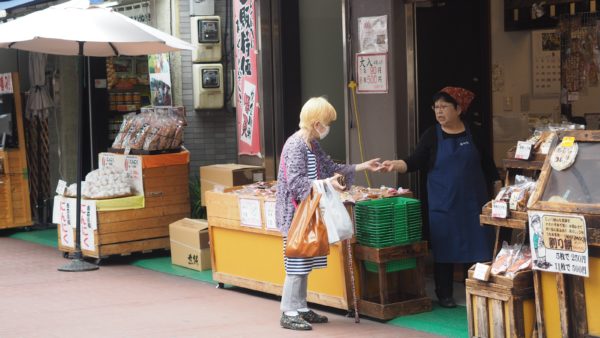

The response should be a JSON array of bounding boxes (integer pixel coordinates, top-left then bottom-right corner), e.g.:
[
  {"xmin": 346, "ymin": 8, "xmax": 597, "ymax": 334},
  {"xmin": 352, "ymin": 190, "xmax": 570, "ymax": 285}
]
[
  {"xmin": 111, "ymin": 117, "xmax": 134, "ymax": 149},
  {"xmin": 81, "ymin": 167, "xmax": 133, "ymax": 199},
  {"xmin": 491, "ymin": 241, "xmax": 514, "ymax": 275},
  {"xmin": 506, "ymin": 246, "xmax": 532, "ymax": 278}
]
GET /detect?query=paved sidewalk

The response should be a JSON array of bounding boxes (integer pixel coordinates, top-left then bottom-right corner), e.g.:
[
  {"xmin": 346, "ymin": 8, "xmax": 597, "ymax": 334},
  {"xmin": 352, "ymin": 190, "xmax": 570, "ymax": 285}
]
[{"xmin": 0, "ymin": 237, "xmax": 439, "ymax": 338}]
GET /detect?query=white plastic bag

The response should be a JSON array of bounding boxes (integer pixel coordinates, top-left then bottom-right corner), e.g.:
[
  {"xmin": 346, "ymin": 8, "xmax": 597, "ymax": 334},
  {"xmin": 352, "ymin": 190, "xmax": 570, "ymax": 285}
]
[{"xmin": 313, "ymin": 180, "xmax": 354, "ymax": 243}]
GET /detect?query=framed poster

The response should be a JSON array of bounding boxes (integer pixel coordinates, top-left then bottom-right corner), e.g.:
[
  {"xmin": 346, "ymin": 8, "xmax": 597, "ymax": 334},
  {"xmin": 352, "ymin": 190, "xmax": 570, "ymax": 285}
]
[{"xmin": 356, "ymin": 53, "xmax": 388, "ymax": 94}]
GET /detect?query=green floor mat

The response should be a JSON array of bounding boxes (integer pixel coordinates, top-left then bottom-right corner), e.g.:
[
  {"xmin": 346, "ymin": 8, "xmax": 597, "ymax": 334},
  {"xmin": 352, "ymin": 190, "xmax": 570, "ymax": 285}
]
[
  {"xmin": 387, "ymin": 304, "xmax": 468, "ymax": 338},
  {"xmin": 131, "ymin": 256, "xmax": 215, "ymax": 284},
  {"xmin": 7, "ymin": 228, "xmax": 58, "ymax": 248}
]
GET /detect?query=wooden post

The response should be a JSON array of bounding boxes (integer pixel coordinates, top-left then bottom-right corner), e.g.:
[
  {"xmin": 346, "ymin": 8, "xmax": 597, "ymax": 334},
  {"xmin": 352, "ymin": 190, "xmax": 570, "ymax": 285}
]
[
  {"xmin": 533, "ymin": 271, "xmax": 546, "ymax": 338},
  {"xmin": 569, "ymin": 276, "xmax": 588, "ymax": 338},
  {"xmin": 556, "ymin": 273, "xmax": 570, "ymax": 338}
]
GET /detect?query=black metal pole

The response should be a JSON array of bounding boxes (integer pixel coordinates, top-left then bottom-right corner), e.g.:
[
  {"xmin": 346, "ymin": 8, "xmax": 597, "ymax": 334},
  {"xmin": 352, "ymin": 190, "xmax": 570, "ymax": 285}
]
[{"xmin": 58, "ymin": 41, "xmax": 98, "ymax": 272}]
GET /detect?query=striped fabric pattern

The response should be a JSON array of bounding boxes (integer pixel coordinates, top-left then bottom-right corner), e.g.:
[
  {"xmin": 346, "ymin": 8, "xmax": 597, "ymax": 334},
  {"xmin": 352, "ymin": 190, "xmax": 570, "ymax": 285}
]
[{"xmin": 283, "ymin": 146, "xmax": 327, "ymax": 275}]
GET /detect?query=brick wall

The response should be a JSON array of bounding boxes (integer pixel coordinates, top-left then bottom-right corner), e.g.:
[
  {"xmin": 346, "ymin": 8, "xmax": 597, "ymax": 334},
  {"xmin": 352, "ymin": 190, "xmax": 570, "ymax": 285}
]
[{"xmin": 178, "ymin": 0, "xmax": 238, "ymax": 177}]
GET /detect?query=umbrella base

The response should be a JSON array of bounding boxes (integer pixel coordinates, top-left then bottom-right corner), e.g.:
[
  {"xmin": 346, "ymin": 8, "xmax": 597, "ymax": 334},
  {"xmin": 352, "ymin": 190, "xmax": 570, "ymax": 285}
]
[{"xmin": 58, "ymin": 257, "xmax": 99, "ymax": 272}]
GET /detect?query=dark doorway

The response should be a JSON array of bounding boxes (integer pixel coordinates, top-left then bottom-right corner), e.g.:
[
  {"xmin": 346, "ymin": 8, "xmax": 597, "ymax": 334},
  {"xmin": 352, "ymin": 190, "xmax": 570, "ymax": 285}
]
[{"xmin": 415, "ymin": 0, "xmax": 492, "ymax": 238}]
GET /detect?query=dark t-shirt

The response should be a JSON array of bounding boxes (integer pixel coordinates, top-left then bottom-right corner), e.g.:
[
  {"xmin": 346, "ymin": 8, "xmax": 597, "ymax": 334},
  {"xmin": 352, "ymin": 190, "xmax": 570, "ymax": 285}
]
[{"xmin": 403, "ymin": 124, "xmax": 500, "ymax": 193}]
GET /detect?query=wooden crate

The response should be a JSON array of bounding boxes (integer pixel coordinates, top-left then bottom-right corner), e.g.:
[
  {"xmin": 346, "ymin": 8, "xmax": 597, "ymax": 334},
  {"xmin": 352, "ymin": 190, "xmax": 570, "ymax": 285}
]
[
  {"xmin": 80, "ymin": 163, "xmax": 190, "ymax": 258},
  {"xmin": 354, "ymin": 242, "xmax": 432, "ymax": 320},
  {"xmin": 466, "ymin": 268, "xmax": 536, "ymax": 338}
]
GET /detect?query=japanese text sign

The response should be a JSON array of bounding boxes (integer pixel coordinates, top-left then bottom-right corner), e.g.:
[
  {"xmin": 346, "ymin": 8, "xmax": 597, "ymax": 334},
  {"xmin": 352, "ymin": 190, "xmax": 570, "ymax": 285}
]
[
  {"xmin": 528, "ymin": 211, "xmax": 589, "ymax": 277},
  {"xmin": 356, "ymin": 53, "xmax": 388, "ymax": 94},
  {"xmin": 234, "ymin": 0, "xmax": 261, "ymax": 156}
]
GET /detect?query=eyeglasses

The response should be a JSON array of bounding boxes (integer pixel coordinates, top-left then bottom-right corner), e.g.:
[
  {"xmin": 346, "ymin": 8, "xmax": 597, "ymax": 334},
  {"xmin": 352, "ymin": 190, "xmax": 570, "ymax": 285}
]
[{"xmin": 431, "ymin": 104, "xmax": 452, "ymax": 111}]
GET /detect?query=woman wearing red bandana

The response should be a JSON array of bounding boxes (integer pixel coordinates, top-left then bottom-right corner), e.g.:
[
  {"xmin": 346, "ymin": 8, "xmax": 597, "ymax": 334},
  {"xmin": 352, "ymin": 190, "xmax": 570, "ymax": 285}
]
[{"xmin": 381, "ymin": 87, "xmax": 501, "ymax": 308}]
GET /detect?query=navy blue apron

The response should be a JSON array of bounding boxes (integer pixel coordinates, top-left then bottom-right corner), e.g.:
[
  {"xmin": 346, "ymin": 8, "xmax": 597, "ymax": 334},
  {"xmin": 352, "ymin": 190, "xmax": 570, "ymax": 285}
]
[{"xmin": 427, "ymin": 124, "xmax": 493, "ymax": 263}]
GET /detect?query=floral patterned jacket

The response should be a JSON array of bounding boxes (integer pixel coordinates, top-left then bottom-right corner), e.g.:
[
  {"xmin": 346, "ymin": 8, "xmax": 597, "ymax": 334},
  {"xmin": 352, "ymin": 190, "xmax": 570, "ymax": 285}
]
[{"xmin": 275, "ymin": 132, "xmax": 356, "ymax": 236}]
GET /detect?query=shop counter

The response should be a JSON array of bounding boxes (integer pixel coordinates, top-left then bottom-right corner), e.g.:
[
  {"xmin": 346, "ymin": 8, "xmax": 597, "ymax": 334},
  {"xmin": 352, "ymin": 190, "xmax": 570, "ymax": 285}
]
[{"xmin": 206, "ymin": 190, "xmax": 358, "ymax": 311}]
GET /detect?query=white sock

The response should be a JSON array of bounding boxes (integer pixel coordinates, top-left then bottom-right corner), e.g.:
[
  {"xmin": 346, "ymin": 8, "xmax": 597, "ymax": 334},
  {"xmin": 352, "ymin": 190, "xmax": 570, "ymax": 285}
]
[
  {"xmin": 284, "ymin": 311, "xmax": 299, "ymax": 316},
  {"xmin": 297, "ymin": 308, "xmax": 310, "ymax": 312}
]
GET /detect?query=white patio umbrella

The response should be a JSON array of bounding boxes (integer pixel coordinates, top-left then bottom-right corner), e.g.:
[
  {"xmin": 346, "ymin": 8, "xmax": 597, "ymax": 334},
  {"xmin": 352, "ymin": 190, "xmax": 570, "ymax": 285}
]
[{"xmin": 0, "ymin": 0, "xmax": 194, "ymax": 271}]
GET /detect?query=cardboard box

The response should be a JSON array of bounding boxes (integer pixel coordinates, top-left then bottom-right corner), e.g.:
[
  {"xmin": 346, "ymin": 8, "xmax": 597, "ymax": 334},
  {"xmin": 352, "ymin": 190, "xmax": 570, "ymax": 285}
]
[
  {"xmin": 169, "ymin": 218, "xmax": 211, "ymax": 271},
  {"xmin": 200, "ymin": 164, "xmax": 265, "ymax": 206}
]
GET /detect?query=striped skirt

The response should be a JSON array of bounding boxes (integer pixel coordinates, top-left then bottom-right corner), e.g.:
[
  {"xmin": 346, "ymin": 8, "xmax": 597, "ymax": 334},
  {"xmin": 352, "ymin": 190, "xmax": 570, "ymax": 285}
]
[{"xmin": 282, "ymin": 237, "xmax": 327, "ymax": 275}]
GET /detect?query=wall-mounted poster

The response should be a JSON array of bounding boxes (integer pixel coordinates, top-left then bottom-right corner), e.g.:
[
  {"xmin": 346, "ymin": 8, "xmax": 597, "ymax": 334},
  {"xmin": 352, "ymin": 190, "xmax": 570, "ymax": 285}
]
[
  {"xmin": 234, "ymin": 0, "xmax": 261, "ymax": 156},
  {"xmin": 358, "ymin": 15, "xmax": 388, "ymax": 53},
  {"xmin": 0, "ymin": 73, "xmax": 13, "ymax": 94},
  {"xmin": 148, "ymin": 53, "xmax": 172, "ymax": 106},
  {"xmin": 356, "ymin": 53, "xmax": 388, "ymax": 94}
]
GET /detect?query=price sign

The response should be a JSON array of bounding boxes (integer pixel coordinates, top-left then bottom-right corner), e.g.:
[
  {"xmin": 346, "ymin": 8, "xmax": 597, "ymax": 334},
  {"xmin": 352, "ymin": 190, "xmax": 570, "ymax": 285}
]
[
  {"xmin": 515, "ymin": 141, "xmax": 533, "ymax": 160},
  {"xmin": 561, "ymin": 136, "xmax": 575, "ymax": 147},
  {"xmin": 56, "ymin": 179, "xmax": 67, "ymax": 195},
  {"xmin": 264, "ymin": 200, "xmax": 277, "ymax": 231},
  {"xmin": 492, "ymin": 200, "xmax": 508, "ymax": 218},
  {"xmin": 473, "ymin": 263, "xmax": 491, "ymax": 281},
  {"xmin": 239, "ymin": 197, "xmax": 262, "ymax": 228}
]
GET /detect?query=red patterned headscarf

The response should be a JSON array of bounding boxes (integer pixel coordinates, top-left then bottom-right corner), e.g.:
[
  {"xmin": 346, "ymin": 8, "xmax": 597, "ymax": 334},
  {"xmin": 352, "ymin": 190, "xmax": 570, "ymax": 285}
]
[{"xmin": 439, "ymin": 87, "xmax": 475, "ymax": 113}]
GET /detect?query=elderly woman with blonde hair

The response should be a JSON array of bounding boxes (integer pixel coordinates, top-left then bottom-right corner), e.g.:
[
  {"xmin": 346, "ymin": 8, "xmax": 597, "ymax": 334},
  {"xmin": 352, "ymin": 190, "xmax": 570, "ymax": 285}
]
[{"xmin": 276, "ymin": 97, "xmax": 380, "ymax": 330}]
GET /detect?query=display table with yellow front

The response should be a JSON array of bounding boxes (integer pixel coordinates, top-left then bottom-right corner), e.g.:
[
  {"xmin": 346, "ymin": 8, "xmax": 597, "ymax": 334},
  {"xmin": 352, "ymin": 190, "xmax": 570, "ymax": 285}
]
[
  {"xmin": 206, "ymin": 185, "xmax": 421, "ymax": 312},
  {"xmin": 56, "ymin": 150, "xmax": 190, "ymax": 259},
  {"xmin": 206, "ymin": 188, "xmax": 356, "ymax": 310},
  {"xmin": 527, "ymin": 130, "xmax": 600, "ymax": 338},
  {"xmin": 0, "ymin": 73, "xmax": 32, "ymax": 229}
]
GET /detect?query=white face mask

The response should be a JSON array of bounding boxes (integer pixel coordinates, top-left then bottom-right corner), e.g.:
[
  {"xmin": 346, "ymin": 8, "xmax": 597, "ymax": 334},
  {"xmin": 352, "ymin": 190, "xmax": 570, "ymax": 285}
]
[{"xmin": 318, "ymin": 125, "xmax": 330, "ymax": 140}]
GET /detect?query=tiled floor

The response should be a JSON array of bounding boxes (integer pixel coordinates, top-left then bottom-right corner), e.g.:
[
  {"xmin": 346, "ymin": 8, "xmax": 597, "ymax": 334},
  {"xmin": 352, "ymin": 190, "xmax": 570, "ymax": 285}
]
[{"xmin": 0, "ymin": 236, "xmax": 440, "ymax": 337}]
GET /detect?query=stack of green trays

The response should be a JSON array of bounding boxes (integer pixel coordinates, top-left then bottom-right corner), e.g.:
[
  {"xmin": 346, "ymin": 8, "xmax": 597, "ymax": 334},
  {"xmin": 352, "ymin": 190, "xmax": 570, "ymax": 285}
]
[
  {"xmin": 364, "ymin": 258, "xmax": 417, "ymax": 273},
  {"xmin": 355, "ymin": 197, "xmax": 422, "ymax": 248}
]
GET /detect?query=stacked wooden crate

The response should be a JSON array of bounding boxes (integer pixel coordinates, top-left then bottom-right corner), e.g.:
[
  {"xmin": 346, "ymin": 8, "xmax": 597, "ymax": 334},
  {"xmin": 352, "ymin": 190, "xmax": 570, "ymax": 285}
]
[{"xmin": 80, "ymin": 158, "xmax": 190, "ymax": 258}]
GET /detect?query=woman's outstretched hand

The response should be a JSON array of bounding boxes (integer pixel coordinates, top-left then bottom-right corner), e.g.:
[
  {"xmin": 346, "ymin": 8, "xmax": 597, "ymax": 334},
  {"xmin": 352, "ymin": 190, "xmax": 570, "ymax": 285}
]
[{"xmin": 357, "ymin": 158, "xmax": 382, "ymax": 172}]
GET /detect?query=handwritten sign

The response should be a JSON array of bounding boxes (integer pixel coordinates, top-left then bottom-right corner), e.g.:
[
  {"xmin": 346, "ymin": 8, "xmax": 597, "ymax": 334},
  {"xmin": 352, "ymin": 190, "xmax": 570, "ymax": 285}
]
[
  {"xmin": 239, "ymin": 197, "xmax": 262, "ymax": 228},
  {"xmin": 99, "ymin": 152, "xmax": 144, "ymax": 195},
  {"xmin": 492, "ymin": 200, "xmax": 508, "ymax": 218},
  {"xmin": 528, "ymin": 211, "xmax": 588, "ymax": 277},
  {"xmin": 234, "ymin": 0, "xmax": 261, "ymax": 156},
  {"xmin": 80, "ymin": 201, "xmax": 97, "ymax": 251},
  {"xmin": 264, "ymin": 200, "xmax": 277, "ymax": 231},
  {"xmin": 356, "ymin": 53, "xmax": 388, "ymax": 94},
  {"xmin": 0, "ymin": 73, "xmax": 13, "ymax": 94},
  {"xmin": 514, "ymin": 141, "xmax": 533, "ymax": 160}
]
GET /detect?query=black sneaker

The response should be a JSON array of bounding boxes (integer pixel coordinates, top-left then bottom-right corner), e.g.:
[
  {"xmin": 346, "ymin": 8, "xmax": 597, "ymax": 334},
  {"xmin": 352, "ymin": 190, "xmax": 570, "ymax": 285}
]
[
  {"xmin": 438, "ymin": 297, "xmax": 457, "ymax": 308},
  {"xmin": 299, "ymin": 309, "xmax": 328, "ymax": 323},
  {"xmin": 280, "ymin": 313, "xmax": 312, "ymax": 330}
]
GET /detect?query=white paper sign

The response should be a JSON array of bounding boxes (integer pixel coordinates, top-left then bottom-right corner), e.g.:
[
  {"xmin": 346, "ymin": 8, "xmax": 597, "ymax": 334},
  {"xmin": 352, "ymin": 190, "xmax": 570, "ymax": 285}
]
[
  {"xmin": 264, "ymin": 200, "xmax": 277, "ymax": 231},
  {"xmin": 55, "ymin": 196, "xmax": 76, "ymax": 248},
  {"xmin": 492, "ymin": 201, "xmax": 508, "ymax": 218},
  {"xmin": 358, "ymin": 15, "xmax": 388, "ymax": 53},
  {"xmin": 239, "ymin": 198, "xmax": 262, "ymax": 228},
  {"xmin": 473, "ymin": 263, "xmax": 491, "ymax": 281},
  {"xmin": 356, "ymin": 53, "xmax": 388, "ymax": 94},
  {"xmin": 55, "ymin": 180, "xmax": 67, "ymax": 195},
  {"xmin": 529, "ymin": 211, "xmax": 589, "ymax": 277},
  {"xmin": 515, "ymin": 141, "xmax": 533, "ymax": 160},
  {"xmin": 99, "ymin": 152, "xmax": 144, "ymax": 195}
]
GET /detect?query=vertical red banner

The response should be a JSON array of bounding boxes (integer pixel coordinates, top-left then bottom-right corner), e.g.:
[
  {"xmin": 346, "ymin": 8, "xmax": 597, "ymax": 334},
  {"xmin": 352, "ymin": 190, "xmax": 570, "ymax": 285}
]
[{"xmin": 234, "ymin": 0, "xmax": 261, "ymax": 156}]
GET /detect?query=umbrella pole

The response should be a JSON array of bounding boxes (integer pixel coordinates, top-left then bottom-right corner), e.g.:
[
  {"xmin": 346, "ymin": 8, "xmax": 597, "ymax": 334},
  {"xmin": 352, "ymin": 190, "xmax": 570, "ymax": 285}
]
[{"xmin": 58, "ymin": 41, "xmax": 98, "ymax": 272}]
